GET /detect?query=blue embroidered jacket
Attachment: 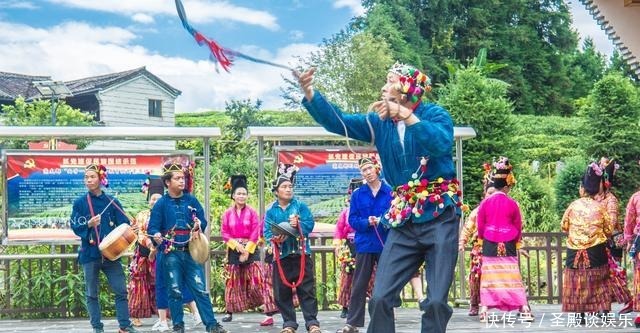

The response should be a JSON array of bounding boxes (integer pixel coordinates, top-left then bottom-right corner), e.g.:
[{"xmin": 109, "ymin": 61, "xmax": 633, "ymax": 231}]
[
  {"xmin": 302, "ymin": 91, "xmax": 461, "ymax": 225},
  {"xmin": 263, "ymin": 197, "xmax": 314, "ymax": 259},
  {"xmin": 70, "ymin": 191, "xmax": 130, "ymax": 264}
]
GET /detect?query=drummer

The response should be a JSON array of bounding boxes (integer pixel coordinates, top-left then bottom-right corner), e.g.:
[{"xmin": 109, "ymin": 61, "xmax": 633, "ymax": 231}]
[
  {"xmin": 70, "ymin": 164, "xmax": 139, "ymax": 333},
  {"xmin": 148, "ymin": 161, "xmax": 228, "ymax": 333}
]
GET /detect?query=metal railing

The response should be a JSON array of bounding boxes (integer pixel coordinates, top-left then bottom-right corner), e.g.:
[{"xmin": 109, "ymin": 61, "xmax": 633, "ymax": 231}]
[{"xmin": 0, "ymin": 232, "xmax": 578, "ymax": 318}]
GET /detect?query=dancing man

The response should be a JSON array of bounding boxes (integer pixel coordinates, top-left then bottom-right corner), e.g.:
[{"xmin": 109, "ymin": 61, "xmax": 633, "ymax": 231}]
[{"xmin": 297, "ymin": 63, "xmax": 463, "ymax": 333}]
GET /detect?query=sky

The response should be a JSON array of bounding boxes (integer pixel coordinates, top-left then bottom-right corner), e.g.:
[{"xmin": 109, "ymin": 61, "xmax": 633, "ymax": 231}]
[{"xmin": 0, "ymin": 0, "xmax": 615, "ymax": 113}]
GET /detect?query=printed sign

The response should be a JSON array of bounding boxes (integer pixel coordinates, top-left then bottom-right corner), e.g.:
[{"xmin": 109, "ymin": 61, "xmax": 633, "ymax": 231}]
[
  {"xmin": 2, "ymin": 151, "xmax": 193, "ymax": 242},
  {"xmin": 277, "ymin": 148, "xmax": 380, "ymax": 224}
]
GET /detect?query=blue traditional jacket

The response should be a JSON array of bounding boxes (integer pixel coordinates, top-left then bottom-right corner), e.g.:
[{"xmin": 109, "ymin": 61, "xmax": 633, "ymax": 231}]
[
  {"xmin": 349, "ymin": 182, "xmax": 393, "ymax": 253},
  {"xmin": 70, "ymin": 191, "xmax": 130, "ymax": 264},
  {"xmin": 263, "ymin": 197, "xmax": 314, "ymax": 259},
  {"xmin": 302, "ymin": 91, "xmax": 462, "ymax": 226},
  {"xmin": 147, "ymin": 193, "xmax": 207, "ymax": 249}
]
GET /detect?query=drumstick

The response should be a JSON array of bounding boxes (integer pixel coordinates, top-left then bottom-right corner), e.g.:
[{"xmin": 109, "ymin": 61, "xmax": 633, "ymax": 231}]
[{"xmin": 98, "ymin": 192, "xmax": 119, "ymax": 216}]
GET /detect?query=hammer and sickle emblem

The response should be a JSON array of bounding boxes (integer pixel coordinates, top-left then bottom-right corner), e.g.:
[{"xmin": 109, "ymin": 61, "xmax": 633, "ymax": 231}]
[
  {"xmin": 293, "ymin": 155, "xmax": 304, "ymax": 164},
  {"xmin": 23, "ymin": 158, "xmax": 36, "ymax": 169}
]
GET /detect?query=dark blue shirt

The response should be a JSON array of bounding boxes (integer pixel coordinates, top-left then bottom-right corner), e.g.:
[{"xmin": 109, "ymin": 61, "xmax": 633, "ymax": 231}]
[
  {"xmin": 349, "ymin": 182, "xmax": 392, "ymax": 253},
  {"xmin": 70, "ymin": 191, "xmax": 130, "ymax": 264},
  {"xmin": 147, "ymin": 193, "xmax": 207, "ymax": 248},
  {"xmin": 263, "ymin": 197, "xmax": 314, "ymax": 259}
]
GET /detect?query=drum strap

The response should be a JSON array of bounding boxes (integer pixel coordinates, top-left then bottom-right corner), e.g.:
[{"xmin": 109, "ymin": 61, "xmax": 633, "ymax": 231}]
[{"xmin": 86, "ymin": 194, "xmax": 102, "ymax": 246}]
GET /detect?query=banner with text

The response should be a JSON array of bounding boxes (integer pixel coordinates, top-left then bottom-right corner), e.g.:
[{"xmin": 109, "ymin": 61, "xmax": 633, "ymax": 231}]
[
  {"xmin": 277, "ymin": 148, "xmax": 380, "ymax": 224},
  {"xmin": 3, "ymin": 151, "xmax": 192, "ymax": 242}
]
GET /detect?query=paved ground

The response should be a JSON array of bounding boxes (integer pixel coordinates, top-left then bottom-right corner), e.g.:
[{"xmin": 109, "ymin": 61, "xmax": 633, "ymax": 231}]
[{"xmin": 0, "ymin": 304, "xmax": 637, "ymax": 332}]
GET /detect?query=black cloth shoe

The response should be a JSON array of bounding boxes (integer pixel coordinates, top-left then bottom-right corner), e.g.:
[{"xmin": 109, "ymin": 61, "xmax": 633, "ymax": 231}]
[
  {"xmin": 118, "ymin": 326, "xmax": 140, "ymax": 333},
  {"xmin": 340, "ymin": 308, "xmax": 348, "ymax": 319},
  {"xmin": 173, "ymin": 325, "xmax": 185, "ymax": 333},
  {"xmin": 208, "ymin": 324, "xmax": 229, "ymax": 333},
  {"xmin": 222, "ymin": 313, "xmax": 233, "ymax": 322},
  {"xmin": 93, "ymin": 328, "xmax": 104, "ymax": 333}
]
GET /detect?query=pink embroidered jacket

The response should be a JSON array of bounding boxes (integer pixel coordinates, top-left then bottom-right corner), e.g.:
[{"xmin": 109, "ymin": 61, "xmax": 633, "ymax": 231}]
[
  {"xmin": 477, "ymin": 192, "xmax": 522, "ymax": 243},
  {"xmin": 221, "ymin": 205, "xmax": 261, "ymax": 254}
]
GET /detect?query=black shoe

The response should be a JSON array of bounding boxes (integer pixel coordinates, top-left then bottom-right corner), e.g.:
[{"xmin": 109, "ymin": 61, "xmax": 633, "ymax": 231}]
[
  {"xmin": 93, "ymin": 328, "xmax": 104, "ymax": 333},
  {"xmin": 340, "ymin": 308, "xmax": 348, "ymax": 319},
  {"xmin": 222, "ymin": 313, "xmax": 232, "ymax": 322},
  {"xmin": 173, "ymin": 325, "xmax": 185, "ymax": 333},
  {"xmin": 119, "ymin": 326, "xmax": 140, "ymax": 333},
  {"xmin": 208, "ymin": 324, "xmax": 229, "ymax": 333}
]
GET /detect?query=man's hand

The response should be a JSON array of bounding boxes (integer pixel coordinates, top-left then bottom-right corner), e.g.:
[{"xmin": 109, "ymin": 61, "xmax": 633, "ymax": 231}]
[
  {"xmin": 272, "ymin": 235, "xmax": 288, "ymax": 243},
  {"xmin": 192, "ymin": 217, "xmax": 201, "ymax": 232},
  {"xmin": 88, "ymin": 215, "xmax": 101, "ymax": 228},
  {"xmin": 368, "ymin": 216, "xmax": 379, "ymax": 226},
  {"xmin": 369, "ymin": 99, "xmax": 413, "ymax": 121},
  {"xmin": 293, "ymin": 67, "xmax": 316, "ymax": 101},
  {"xmin": 519, "ymin": 249, "xmax": 530, "ymax": 259},
  {"xmin": 289, "ymin": 215, "xmax": 299, "ymax": 228},
  {"xmin": 153, "ymin": 232, "xmax": 162, "ymax": 244}
]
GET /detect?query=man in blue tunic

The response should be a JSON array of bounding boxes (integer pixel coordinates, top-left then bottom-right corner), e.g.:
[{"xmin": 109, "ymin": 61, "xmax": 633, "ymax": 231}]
[
  {"xmin": 297, "ymin": 64, "xmax": 463, "ymax": 333},
  {"xmin": 340, "ymin": 156, "xmax": 392, "ymax": 333},
  {"xmin": 263, "ymin": 163, "xmax": 321, "ymax": 333},
  {"xmin": 70, "ymin": 164, "xmax": 139, "ymax": 333},
  {"xmin": 148, "ymin": 162, "xmax": 227, "ymax": 333}
]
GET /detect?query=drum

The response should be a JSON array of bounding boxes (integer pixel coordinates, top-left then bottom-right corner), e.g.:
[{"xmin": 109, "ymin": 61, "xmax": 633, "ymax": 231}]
[{"xmin": 99, "ymin": 224, "xmax": 137, "ymax": 261}]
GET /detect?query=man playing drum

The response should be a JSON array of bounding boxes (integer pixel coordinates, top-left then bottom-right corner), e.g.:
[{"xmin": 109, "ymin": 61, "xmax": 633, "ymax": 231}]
[
  {"xmin": 148, "ymin": 162, "xmax": 228, "ymax": 333},
  {"xmin": 70, "ymin": 164, "xmax": 139, "ymax": 333}
]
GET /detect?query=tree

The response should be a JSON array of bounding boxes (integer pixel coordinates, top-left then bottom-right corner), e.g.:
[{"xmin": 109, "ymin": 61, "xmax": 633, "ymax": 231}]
[
  {"xmin": 554, "ymin": 156, "xmax": 588, "ymax": 214},
  {"xmin": 0, "ymin": 97, "xmax": 95, "ymax": 148},
  {"xmin": 363, "ymin": 0, "xmax": 579, "ymax": 115},
  {"xmin": 579, "ymin": 72, "xmax": 640, "ymax": 202},
  {"xmin": 566, "ymin": 38, "xmax": 606, "ymax": 101},
  {"xmin": 510, "ymin": 163, "xmax": 558, "ymax": 232},
  {"xmin": 608, "ymin": 50, "xmax": 639, "ymax": 82},
  {"xmin": 282, "ymin": 31, "xmax": 394, "ymax": 113},
  {"xmin": 437, "ymin": 66, "xmax": 514, "ymax": 206}
]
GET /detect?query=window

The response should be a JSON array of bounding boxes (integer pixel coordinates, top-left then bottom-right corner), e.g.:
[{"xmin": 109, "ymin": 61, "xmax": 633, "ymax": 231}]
[{"xmin": 148, "ymin": 99, "xmax": 162, "ymax": 117}]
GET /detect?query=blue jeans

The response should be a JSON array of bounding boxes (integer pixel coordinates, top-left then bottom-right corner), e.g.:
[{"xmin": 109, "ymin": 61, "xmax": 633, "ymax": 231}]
[
  {"xmin": 82, "ymin": 259, "xmax": 131, "ymax": 329},
  {"xmin": 164, "ymin": 250, "xmax": 218, "ymax": 330},
  {"xmin": 155, "ymin": 250, "xmax": 195, "ymax": 309}
]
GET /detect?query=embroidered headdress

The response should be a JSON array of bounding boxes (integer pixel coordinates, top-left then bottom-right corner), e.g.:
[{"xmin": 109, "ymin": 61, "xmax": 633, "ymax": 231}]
[
  {"xmin": 600, "ymin": 157, "xmax": 619, "ymax": 189},
  {"xmin": 141, "ymin": 175, "xmax": 164, "ymax": 201},
  {"xmin": 490, "ymin": 156, "xmax": 516, "ymax": 189},
  {"xmin": 227, "ymin": 175, "xmax": 248, "ymax": 199},
  {"xmin": 582, "ymin": 162, "xmax": 603, "ymax": 196},
  {"xmin": 389, "ymin": 62, "xmax": 432, "ymax": 103},
  {"xmin": 272, "ymin": 163, "xmax": 298, "ymax": 192},
  {"xmin": 85, "ymin": 164, "xmax": 109, "ymax": 188},
  {"xmin": 162, "ymin": 161, "xmax": 195, "ymax": 193}
]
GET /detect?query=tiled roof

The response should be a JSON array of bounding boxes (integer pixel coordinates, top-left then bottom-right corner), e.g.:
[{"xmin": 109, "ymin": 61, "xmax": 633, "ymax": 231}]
[
  {"xmin": 0, "ymin": 72, "xmax": 52, "ymax": 100},
  {"xmin": 0, "ymin": 67, "xmax": 181, "ymax": 100},
  {"xmin": 64, "ymin": 67, "xmax": 181, "ymax": 97}
]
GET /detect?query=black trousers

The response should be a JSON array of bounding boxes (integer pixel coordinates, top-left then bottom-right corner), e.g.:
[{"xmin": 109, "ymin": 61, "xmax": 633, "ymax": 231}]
[
  {"xmin": 347, "ymin": 252, "xmax": 380, "ymax": 327},
  {"xmin": 367, "ymin": 207, "xmax": 459, "ymax": 333},
  {"xmin": 272, "ymin": 254, "xmax": 319, "ymax": 330}
]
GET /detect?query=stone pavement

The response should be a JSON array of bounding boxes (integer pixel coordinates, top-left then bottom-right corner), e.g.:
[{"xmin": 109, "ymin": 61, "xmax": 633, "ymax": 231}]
[{"xmin": 0, "ymin": 303, "xmax": 637, "ymax": 332}]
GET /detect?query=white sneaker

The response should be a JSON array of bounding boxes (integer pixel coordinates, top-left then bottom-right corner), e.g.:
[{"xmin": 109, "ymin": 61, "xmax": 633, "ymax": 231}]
[
  {"xmin": 192, "ymin": 312, "xmax": 202, "ymax": 326},
  {"xmin": 151, "ymin": 320, "xmax": 169, "ymax": 332}
]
